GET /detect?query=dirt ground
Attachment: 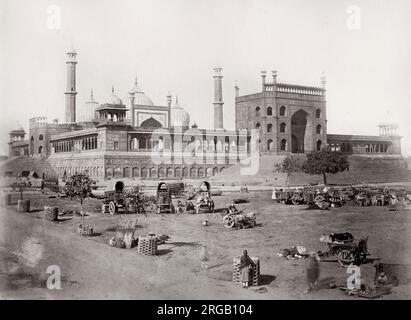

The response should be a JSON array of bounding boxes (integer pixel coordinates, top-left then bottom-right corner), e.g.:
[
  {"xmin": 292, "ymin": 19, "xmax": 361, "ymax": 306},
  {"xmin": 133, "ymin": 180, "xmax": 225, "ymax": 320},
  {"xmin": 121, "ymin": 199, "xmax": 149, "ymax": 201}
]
[{"xmin": 1, "ymin": 190, "xmax": 411, "ymax": 300}]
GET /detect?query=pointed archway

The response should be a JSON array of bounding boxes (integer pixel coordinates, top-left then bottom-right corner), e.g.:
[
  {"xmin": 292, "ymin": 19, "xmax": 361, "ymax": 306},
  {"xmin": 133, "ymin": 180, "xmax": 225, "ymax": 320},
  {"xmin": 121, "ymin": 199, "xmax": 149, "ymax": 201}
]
[
  {"xmin": 140, "ymin": 117, "xmax": 162, "ymax": 129},
  {"xmin": 291, "ymin": 109, "xmax": 313, "ymax": 153}
]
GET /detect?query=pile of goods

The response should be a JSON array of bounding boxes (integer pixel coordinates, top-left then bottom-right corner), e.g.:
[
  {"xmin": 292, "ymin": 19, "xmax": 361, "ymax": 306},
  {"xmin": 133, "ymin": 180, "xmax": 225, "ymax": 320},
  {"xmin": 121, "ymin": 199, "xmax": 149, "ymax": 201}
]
[
  {"xmin": 77, "ymin": 224, "xmax": 94, "ymax": 236},
  {"xmin": 273, "ymin": 184, "xmax": 408, "ymax": 210},
  {"xmin": 222, "ymin": 205, "xmax": 256, "ymax": 229},
  {"xmin": 232, "ymin": 256, "xmax": 260, "ymax": 286},
  {"xmin": 273, "ymin": 186, "xmax": 344, "ymax": 209},
  {"xmin": 17, "ymin": 199, "xmax": 30, "ymax": 212},
  {"xmin": 109, "ymin": 218, "xmax": 138, "ymax": 248},
  {"xmin": 277, "ymin": 245, "xmax": 308, "ymax": 260},
  {"xmin": 319, "ymin": 232, "xmax": 369, "ymax": 266},
  {"xmin": 43, "ymin": 206, "xmax": 58, "ymax": 221},
  {"xmin": 137, "ymin": 234, "xmax": 158, "ymax": 256}
]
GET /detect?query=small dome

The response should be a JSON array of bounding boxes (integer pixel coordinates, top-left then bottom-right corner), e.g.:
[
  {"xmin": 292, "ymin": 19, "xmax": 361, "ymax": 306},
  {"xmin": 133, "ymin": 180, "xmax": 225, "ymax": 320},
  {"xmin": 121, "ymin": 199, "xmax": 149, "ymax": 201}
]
[
  {"xmin": 171, "ymin": 96, "xmax": 190, "ymax": 128},
  {"xmin": 107, "ymin": 87, "xmax": 123, "ymax": 106},
  {"xmin": 129, "ymin": 77, "xmax": 154, "ymax": 106},
  {"xmin": 10, "ymin": 126, "xmax": 25, "ymax": 134}
]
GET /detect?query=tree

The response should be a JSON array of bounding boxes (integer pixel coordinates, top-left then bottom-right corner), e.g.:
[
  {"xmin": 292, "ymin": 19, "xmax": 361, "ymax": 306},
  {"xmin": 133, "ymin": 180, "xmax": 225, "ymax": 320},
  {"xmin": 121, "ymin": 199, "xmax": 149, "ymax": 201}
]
[
  {"xmin": 302, "ymin": 148, "xmax": 350, "ymax": 185},
  {"xmin": 64, "ymin": 172, "xmax": 96, "ymax": 222},
  {"xmin": 275, "ymin": 155, "xmax": 305, "ymax": 185},
  {"xmin": 13, "ymin": 175, "xmax": 27, "ymax": 200},
  {"xmin": 123, "ymin": 185, "xmax": 145, "ymax": 215}
]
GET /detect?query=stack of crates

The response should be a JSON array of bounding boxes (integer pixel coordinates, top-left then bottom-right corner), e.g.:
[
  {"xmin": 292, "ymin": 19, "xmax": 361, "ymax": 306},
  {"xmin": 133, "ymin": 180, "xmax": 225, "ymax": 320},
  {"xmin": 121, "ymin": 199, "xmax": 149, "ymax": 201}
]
[
  {"xmin": 232, "ymin": 256, "xmax": 260, "ymax": 286},
  {"xmin": 43, "ymin": 206, "xmax": 58, "ymax": 221},
  {"xmin": 137, "ymin": 235, "xmax": 158, "ymax": 256}
]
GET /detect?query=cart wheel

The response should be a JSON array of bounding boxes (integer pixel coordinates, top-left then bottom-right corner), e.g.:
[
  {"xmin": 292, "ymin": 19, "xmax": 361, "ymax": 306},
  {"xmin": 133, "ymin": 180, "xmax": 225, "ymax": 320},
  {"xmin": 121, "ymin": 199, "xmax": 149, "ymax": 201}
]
[
  {"xmin": 223, "ymin": 216, "xmax": 235, "ymax": 229},
  {"xmin": 337, "ymin": 249, "xmax": 355, "ymax": 266},
  {"xmin": 101, "ymin": 204, "xmax": 107, "ymax": 214},
  {"xmin": 291, "ymin": 194, "xmax": 300, "ymax": 205},
  {"xmin": 108, "ymin": 202, "xmax": 117, "ymax": 215},
  {"xmin": 56, "ymin": 192, "xmax": 62, "ymax": 199},
  {"xmin": 315, "ymin": 195, "xmax": 325, "ymax": 208}
]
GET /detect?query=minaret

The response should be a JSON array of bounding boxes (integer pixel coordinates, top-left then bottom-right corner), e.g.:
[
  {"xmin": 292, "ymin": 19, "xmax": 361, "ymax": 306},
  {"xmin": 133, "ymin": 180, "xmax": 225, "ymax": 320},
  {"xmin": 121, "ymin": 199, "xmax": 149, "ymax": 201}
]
[
  {"xmin": 166, "ymin": 92, "xmax": 172, "ymax": 128},
  {"xmin": 128, "ymin": 76, "xmax": 137, "ymax": 126},
  {"xmin": 65, "ymin": 46, "xmax": 77, "ymax": 123},
  {"xmin": 261, "ymin": 70, "xmax": 267, "ymax": 92},
  {"xmin": 321, "ymin": 72, "xmax": 326, "ymax": 89},
  {"xmin": 213, "ymin": 67, "xmax": 224, "ymax": 129},
  {"xmin": 234, "ymin": 81, "xmax": 239, "ymax": 98}
]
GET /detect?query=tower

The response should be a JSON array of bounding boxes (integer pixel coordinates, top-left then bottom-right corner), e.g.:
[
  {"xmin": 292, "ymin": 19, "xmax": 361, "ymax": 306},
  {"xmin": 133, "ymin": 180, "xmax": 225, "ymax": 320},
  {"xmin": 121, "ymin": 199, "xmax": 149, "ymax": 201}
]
[
  {"xmin": 129, "ymin": 76, "xmax": 137, "ymax": 126},
  {"xmin": 213, "ymin": 67, "xmax": 224, "ymax": 129},
  {"xmin": 65, "ymin": 47, "xmax": 77, "ymax": 123},
  {"xmin": 167, "ymin": 92, "xmax": 172, "ymax": 129},
  {"xmin": 261, "ymin": 70, "xmax": 267, "ymax": 91}
]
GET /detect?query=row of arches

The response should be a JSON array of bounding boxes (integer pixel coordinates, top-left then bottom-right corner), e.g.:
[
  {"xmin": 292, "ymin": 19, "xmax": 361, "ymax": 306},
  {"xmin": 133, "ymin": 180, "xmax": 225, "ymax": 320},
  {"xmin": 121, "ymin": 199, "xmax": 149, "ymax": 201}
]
[
  {"xmin": 277, "ymin": 138, "xmax": 322, "ymax": 152},
  {"xmin": 129, "ymin": 136, "xmax": 242, "ymax": 153},
  {"xmin": 105, "ymin": 166, "xmax": 226, "ymax": 179},
  {"xmin": 255, "ymin": 122, "xmax": 322, "ymax": 135},
  {"xmin": 365, "ymin": 143, "xmax": 388, "ymax": 153},
  {"xmin": 254, "ymin": 106, "xmax": 322, "ymax": 118},
  {"xmin": 53, "ymin": 137, "xmax": 98, "ymax": 153},
  {"xmin": 57, "ymin": 166, "xmax": 101, "ymax": 179}
]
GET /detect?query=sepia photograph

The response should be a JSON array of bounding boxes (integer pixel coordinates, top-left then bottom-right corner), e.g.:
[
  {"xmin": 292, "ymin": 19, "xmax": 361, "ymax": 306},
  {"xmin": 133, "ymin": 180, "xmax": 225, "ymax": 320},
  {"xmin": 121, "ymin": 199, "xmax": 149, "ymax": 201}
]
[{"xmin": 1, "ymin": 0, "xmax": 410, "ymax": 307}]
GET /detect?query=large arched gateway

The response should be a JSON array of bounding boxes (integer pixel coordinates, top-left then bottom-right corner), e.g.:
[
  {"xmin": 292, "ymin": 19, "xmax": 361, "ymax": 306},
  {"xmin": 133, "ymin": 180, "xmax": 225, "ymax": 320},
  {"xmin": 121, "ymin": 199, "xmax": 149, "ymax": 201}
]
[{"xmin": 291, "ymin": 109, "xmax": 313, "ymax": 153}]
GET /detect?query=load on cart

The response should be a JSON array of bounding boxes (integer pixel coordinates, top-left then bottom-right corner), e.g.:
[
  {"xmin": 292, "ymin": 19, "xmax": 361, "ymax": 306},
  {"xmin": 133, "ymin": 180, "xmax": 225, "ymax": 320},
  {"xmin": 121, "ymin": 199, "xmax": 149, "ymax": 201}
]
[
  {"xmin": 101, "ymin": 181, "xmax": 127, "ymax": 214},
  {"xmin": 156, "ymin": 181, "xmax": 192, "ymax": 214},
  {"xmin": 319, "ymin": 232, "xmax": 369, "ymax": 266},
  {"xmin": 194, "ymin": 181, "xmax": 215, "ymax": 213},
  {"xmin": 221, "ymin": 203, "xmax": 256, "ymax": 229}
]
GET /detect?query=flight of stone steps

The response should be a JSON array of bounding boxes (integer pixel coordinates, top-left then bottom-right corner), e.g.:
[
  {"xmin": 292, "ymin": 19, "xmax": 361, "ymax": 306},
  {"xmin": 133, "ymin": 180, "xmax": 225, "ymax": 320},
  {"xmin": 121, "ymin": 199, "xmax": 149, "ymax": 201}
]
[
  {"xmin": 211, "ymin": 154, "xmax": 411, "ymax": 186},
  {"xmin": 0, "ymin": 156, "xmax": 56, "ymax": 179}
]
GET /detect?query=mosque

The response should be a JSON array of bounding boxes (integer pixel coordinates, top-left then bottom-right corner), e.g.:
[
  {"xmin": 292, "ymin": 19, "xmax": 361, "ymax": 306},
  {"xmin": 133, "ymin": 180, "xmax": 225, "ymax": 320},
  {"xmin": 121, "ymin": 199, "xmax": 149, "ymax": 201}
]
[{"xmin": 5, "ymin": 48, "xmax": 402, "ymax": 181}]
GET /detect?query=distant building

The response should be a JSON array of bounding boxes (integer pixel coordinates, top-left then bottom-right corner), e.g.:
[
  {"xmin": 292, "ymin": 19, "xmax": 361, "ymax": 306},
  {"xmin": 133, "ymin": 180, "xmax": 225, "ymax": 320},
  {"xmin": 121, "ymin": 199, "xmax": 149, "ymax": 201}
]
[
  {"xmin": 7, "ymin": 49, "xmax": 247, "ymax": 180},
  {"xmin": 235, "ymin": 71, "xmax": 401, "ymax": 155},
  {"xmin": 5, "ymin": 49, "xmax": 402, "ymax": 181}
]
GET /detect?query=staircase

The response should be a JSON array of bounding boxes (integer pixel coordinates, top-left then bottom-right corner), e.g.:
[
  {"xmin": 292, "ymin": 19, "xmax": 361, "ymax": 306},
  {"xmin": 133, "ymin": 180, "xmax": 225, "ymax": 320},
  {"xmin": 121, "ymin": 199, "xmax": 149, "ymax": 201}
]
[
  {"xmin": 210, "ymin": 154, "xmax": 411, "ymax": 186},
  {"xmin": 0, "ymin": 156, "xmax": 57, "ymax": 179},
  {"xmin": 210, "ymin": 155, "xmax": 289, "ymax": 186}
]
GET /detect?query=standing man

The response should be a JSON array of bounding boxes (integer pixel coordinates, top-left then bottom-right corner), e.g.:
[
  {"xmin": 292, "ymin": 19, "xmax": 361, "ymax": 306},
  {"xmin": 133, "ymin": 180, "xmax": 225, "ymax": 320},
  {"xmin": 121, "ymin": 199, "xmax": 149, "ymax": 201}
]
[{"xmin": 239, "ymin": 250, "xmax": 255, "ymax": 288}]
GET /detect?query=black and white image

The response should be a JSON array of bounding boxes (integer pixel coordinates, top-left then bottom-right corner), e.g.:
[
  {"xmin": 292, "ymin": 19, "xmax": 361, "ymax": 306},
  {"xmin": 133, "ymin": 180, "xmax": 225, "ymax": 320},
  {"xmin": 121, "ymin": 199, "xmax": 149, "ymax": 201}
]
[{"xmin": 1, "ymin": 0, "xmax": 410, "ymax": 300}]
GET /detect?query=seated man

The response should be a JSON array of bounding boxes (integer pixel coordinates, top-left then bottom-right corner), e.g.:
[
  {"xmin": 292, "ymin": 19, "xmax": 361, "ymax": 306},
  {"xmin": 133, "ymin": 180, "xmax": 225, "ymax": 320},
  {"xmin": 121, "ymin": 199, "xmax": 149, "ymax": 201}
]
[{"xmin": 228, "ymin": 203, "xmax": 239, "ymax": 214}]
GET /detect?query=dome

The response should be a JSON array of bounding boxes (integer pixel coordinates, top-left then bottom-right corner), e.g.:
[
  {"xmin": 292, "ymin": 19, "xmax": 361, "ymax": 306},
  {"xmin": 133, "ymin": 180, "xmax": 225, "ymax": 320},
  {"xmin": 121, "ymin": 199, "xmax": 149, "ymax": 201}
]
[
  {"xmin": 171, "ymin": 97, "xmax": 190, "ymax": 128},
  {"xmin": 10, "ymin": 126, "xmax": 25, "ymax": 134},
  {"xmin": 107, "ymin": 87, "xmax": 123, "ymax": 106},
  {"xmin": 129, "ymin": 77, "xmax": 154, "ymax": 106}
]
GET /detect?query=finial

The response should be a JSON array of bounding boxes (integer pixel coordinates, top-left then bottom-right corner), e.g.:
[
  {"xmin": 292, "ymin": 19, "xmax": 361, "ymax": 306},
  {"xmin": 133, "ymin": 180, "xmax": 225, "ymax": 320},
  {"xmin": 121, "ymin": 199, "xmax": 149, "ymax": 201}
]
[
  {"xmin": 112, "ymin": 86, "xmax": 115, "ymax": 94},
  {"xmin": 176, "ymin": 95, "xmax": 179, "ymax": 104},
  {"xmin": 321, "ymin": 72, "xmax": 326, "ymax": 88},
  {"xmin": 134, "ymin": 75, "xmax": 138, "ymax": 86},
  {"xmin": 91, "ymin": 89, "xmax": 94, "ymax": 99}
]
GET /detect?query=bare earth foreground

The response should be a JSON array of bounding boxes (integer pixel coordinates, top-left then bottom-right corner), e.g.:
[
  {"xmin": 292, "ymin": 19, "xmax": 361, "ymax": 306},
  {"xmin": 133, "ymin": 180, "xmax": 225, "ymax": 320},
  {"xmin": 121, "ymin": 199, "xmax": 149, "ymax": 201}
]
[{"xmin": 1, "ymin": 191, "xmax": 411, "ymax": 300}]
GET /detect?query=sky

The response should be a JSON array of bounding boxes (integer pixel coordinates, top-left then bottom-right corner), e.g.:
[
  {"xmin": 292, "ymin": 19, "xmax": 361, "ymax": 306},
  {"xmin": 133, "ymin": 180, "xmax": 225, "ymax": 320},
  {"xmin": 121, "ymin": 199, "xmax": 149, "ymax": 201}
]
[{"xmin": 1, "ymin": 0, "xmax": 410, "ymax": 156}]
